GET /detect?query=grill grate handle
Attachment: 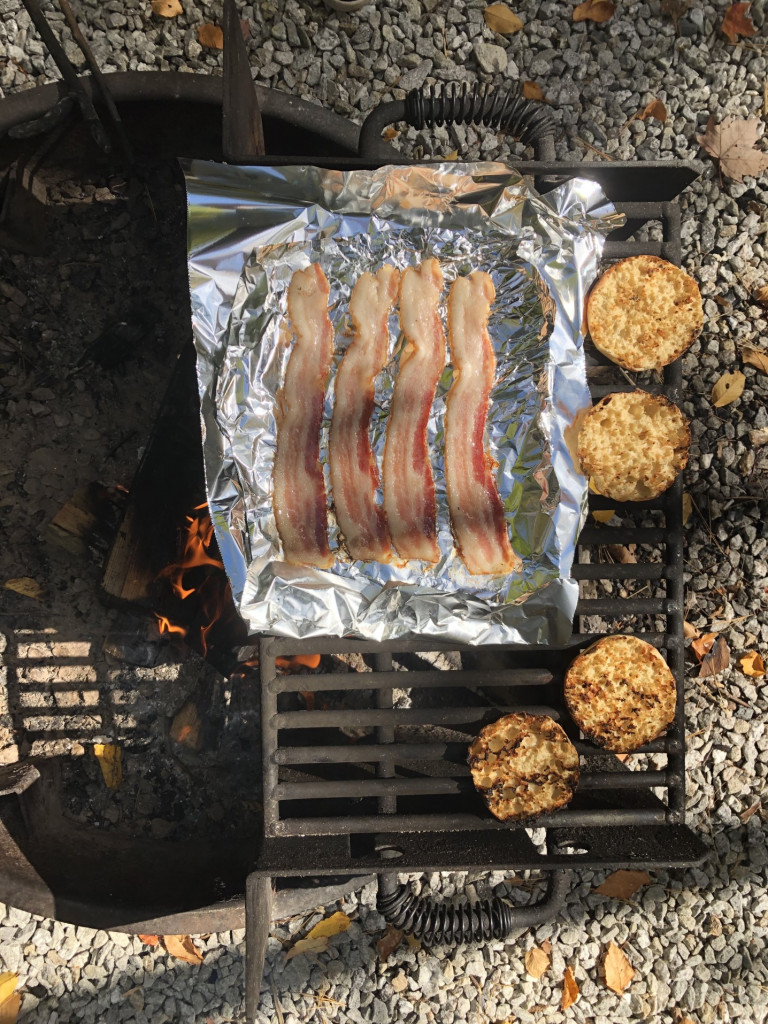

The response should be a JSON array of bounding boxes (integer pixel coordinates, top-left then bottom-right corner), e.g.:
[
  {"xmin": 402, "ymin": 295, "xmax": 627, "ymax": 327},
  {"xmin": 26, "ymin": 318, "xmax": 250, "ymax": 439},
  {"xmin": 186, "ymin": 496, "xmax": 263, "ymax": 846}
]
[
  {"xmin": 358, "ymin": 82, "xmax": 556, "ymax": 162},
  {"xmin": 376, "ymin": 868, "xmax": 571, "ymax": 946}
]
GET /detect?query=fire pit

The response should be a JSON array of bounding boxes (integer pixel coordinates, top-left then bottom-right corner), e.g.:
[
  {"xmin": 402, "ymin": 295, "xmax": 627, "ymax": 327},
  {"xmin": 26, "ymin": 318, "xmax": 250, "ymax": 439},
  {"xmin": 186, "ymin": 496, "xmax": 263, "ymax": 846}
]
[{"xmin": 0, "ymin": 30, "xmax": 707, "ymax": 1024}]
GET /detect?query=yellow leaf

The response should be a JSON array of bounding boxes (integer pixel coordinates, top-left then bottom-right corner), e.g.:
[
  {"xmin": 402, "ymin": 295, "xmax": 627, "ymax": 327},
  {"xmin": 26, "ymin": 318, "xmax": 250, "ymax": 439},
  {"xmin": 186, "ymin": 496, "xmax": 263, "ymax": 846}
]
[
  {"xmin": 285, "ymin": 935, "xmax": 329, "ymax": 961},
  {"xmin": 711, "ymin": 370, "xmax": 745, "ymax": 408},
  {"xmin": 483, "ymin": 3, "xmax": 524, "ymax": 34},
  {"xmin": 525, "ymin": 946, "xmax": 550, "ymax": 979},
  {"xmin": 198, "ymin": 23, "xmax": 224, "ymax": 48},
  {"xmin": 562, "ymin": 966, "xmax": 579, "ymax": 1009},
  {"xmin": 682, "ymin": 492, "xmax": 692, "ymax": 525},
  {"xmin": 742, "ymin": 345, "xmax": 768, "ymax": 375},
  {"xmin": 523, "ymin": 81, "xmax": 545, "ymax": 102},
  {"xmin": 3, "ymin": 577, "xmax": 44, "ymax": 601},
  {"xmin": 93, "ymin": 743, "xmax": 122, "ymax": 790},
  {"xmin": 740, "ymin": 651, "xmax": 765, "ymax": 677},
  {"xmin": 603, "ymin": 941, "xmax": 635, "ymax": 994},
  {"xmin": 0, "ymin": 992, "xmax": 20, "ymax": 1024},
  {"xmin": 444, "ymin": 150, "xmax": 459, "ymax": 161},
  {"xmin": 162, "ymin": 934, "xmax": 204, "ymax": 964},
  {"xmin": 0, "ymin": 975, "xmax": 18, "ymax": 1009},
  {"xmin": 307, "ymin": 911, "xmax": 351, "ymax": 940},
  {"xmin": 593, "ymin": 869, "xmax": 652, "ymax": 899},
  {"xmin": 592, "ymin": 508, "xmax": 615, "ymax": 523},
  {"xmin": 151, "ymin": 0, "xmax": 182, "ymax": 16}
]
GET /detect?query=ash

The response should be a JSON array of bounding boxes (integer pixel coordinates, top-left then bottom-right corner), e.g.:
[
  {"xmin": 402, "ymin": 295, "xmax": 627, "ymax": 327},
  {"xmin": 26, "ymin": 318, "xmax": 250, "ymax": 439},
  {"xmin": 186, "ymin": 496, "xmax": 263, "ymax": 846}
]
[{"xmin": 1, "ymin": 0, "xmax": 767, "ymax": 1022}]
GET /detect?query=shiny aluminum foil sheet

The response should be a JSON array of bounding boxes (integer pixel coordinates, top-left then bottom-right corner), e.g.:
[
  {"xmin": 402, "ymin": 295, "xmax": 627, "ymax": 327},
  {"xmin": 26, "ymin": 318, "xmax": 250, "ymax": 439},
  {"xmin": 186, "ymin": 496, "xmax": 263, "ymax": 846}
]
[{"xmin": 184, "ymin": 159, "xmax": 621, "ymax": 645}]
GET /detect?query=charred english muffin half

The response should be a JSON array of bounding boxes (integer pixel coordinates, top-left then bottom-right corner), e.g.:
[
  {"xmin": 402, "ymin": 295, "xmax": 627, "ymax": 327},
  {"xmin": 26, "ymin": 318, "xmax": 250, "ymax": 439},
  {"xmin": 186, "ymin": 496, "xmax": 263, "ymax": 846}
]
[
  {"xmin": 586, "ymin": 255, "xmax": 703, "ymax": 371},
  {"xmin": 468, "ymin": 712, "xmax": 579, "ymax": 822},
  {"xmin": 564, "ymin": 635, "xmax": 676, "ymax": 754},
  {"xmin": 577, "ymin": 390, "xmax": 690, "ymax": 502}
]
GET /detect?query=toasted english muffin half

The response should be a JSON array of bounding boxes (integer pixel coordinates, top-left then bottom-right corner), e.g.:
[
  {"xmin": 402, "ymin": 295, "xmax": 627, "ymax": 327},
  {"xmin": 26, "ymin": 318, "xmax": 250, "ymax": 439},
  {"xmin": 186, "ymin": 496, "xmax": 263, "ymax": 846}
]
[
  {"xmin": 577, "ymin": 390, "xmax": 690, "ymax": 502},
  {"xmin": 586, "ymin": 255, "xmax": 703, "ymax": 371},
  {"xmin": 564, "ymin": 635, "xmax": 676, "ymax": 753},
  {"xmin": 468, "ymin": 712, "xmax": 579, "ymax": 822}
]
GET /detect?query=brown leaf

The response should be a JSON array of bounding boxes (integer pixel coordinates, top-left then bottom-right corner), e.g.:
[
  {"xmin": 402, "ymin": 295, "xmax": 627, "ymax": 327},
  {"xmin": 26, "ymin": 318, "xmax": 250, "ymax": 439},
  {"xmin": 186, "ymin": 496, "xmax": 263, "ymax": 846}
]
[
  {"xmin": 682, "ymin": 492, "xmax": 693, "ymax": 526},
  {"xmin": 525, "ymin": 946, "xmax": 551, "ymax": 979},
  {"xmin": 138, "ymin": 935, "xmax": 160, "ymax": 946},
  {"xmin": 151, "ymin": 0, "xmax": 182, "ymax": 16},
  {"xmin": 699, "ymin": 635, "xmax": 730, "ymax": 678},
  {"xmin": 162, "ymin": 934, "xmax": 204, "ymax": 965},
  {"xmin": 691, "ymin": 632, "xmax": 716, "ymax": 662},
  {"xmin": 607, "ymin": 544, "xmax": 637, "ymax": 564},
  {"xmin": 541, "ymin": 940, "xmax": 552, "ymax": 954},
  {"xmin": 93, "ymin": 743, "xmax": 122, "ymax": 790},
  {"xmin": 561, "ymin": 966, "xmax": 579, "ymax": 1009},
  {"xmin": 170, "ymin": 700, "xmax": 203, "ymax": 751},
  {"xmin": 382, "ymin": 127, "xmax": 399, "ymax": 141},
  {"xmin": 754, "ymin": 284, "xmax": 768, "ymax": 307},
  {"xmin": 739, "ymin": 798, "xmax": 761, "ymax": 823},
  {"xmin": 638, "ymin": 99, "xmax": 667, "ymax": 123},
  {"xmin": 3, "ymin": 577, "xmax": 45, "ymax": 601},
  {"xmin": 377, "ymin": 924, "xmax": 404, "ymax": 961},
  {"xmin": 604, "ymin": 942, "xmax": 635, "ymax": 994},
  {"xmin": 711, "ymin": 370, "xmax": 746, "ymax": 408},
  {"xmin": 683, "ymin": 620, "xmax": 701, "ymax": 640},
  {"xmin": 483, "ymin": 4, "xmax": 524, "ymax": 34},
  {"xmin": 721, "ymin": 2, "xmax": 757, "ymax": 43},
  {"xmin": 697, "ymin": 116, "xmax": 768, "ymax": 183},
  {"xmin": 523, "ymin": 81, "xmax": 545, "ymax": 102},
  {"xmin": 573, "ymin": 0, "xmax": 615, "ymax": 22},
  {"xmin": 594, "ymin": 869, "xmax": 652, "ymax": 899},
  {"xmin": 661, "ymin": 0, "xmax": 691, "ymax": 33},
  {"xmin": 742, "ymin": 345, "xmax": 768, "ymax": 375},
  {"xmin": 198, "ymin": 23, "xmax": 224, "ymax": 48},
  {"xmin": 740, "ymin": 651, "xmax": 765, "ymax": 677}
]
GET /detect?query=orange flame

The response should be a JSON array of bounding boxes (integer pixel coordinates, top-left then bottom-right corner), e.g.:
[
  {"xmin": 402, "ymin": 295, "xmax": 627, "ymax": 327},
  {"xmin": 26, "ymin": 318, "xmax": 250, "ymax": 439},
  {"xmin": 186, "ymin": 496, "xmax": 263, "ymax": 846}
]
[
  {"xmin": 156, "ymin": 614, "xmax": 186, "ymax": 637},
  {"xmin": 159, "ymin": 502, "xmax": 224, "ymax": 600}
]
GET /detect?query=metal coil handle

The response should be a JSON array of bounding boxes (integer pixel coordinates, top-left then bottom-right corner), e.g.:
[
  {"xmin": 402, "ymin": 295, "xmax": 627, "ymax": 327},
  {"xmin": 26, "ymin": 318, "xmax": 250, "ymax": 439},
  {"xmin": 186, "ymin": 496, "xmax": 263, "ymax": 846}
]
[
  {"xmin": 376, "ymin": 868, "xmax": 571, "ymax": 947},
  {"xmin": 358, "ymin": 81, "xmax": 556, "ymax": 162}
]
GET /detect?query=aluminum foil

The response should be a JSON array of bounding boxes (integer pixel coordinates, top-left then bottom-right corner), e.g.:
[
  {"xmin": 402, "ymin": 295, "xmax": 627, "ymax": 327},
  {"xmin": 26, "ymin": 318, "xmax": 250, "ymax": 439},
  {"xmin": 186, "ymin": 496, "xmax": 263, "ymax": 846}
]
[{"xmin": 184, "ymin": 159, "xmax": 621, "ymax": 645}]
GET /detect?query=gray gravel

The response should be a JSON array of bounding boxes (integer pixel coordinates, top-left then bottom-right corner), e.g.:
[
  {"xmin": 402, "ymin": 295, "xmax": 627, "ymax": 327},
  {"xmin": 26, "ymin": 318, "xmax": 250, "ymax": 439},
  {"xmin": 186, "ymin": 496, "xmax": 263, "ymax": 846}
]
[{"xmin": 1, "ymin": 0, "xmax": 768, "ymax": 1021}]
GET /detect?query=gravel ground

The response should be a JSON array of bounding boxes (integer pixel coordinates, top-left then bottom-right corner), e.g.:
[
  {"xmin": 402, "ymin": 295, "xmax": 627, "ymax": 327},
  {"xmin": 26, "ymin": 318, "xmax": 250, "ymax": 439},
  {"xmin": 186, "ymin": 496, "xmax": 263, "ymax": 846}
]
[{"xmin": 1, "ymin": 0, "xmax": 768, "ymax": 1021}]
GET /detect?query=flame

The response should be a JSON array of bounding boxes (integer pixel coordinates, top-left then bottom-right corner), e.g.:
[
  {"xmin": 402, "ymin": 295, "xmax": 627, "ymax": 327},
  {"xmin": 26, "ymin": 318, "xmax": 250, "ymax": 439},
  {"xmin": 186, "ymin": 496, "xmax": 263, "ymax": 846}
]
[
  {"xmin": 276, "ymin": 654, "xmax": 321, "ymax": 672},
  {"xmin": 156, "ymin": 614, "xmax": 186, "ymax": 637},
  {"xmin": 159, "ymin": 502, "xmax": 224, "ymax": 600}
]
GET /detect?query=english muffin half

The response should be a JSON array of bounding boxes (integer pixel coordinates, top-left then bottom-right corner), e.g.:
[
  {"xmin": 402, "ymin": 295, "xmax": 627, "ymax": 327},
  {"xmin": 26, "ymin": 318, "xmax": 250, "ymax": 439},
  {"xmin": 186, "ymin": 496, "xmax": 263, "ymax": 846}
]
[
  {"xmin": 577, "ymin": 390, "xmax": 690, "ymax": 502},
  {"xmin": 586, "ymin": 255, "xmax": 703, "ymax": 371},
  {"xmin": 564, "ymin": 635, "xmax": 676, "ymax": 753},
  {"xmin": 468, "ymin": 712, "xmax": 579, "ymax": 822}
]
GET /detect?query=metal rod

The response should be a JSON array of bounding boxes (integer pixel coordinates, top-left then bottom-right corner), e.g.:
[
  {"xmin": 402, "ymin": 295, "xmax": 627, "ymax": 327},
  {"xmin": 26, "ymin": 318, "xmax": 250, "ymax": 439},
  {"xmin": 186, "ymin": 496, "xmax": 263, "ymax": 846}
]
[
  {"xmin": 575, "ymin": 597, "xmax": 670, "ymax": 615},
  {"xmin": 273, "ymin": 705, "xmax": 561, "ymax": 730},
  {"xmin": 578, "ymin": 527, "xmax": 668, "ymax": 545},
  {"xmin": 270, "ymin": 667, "xmax": 553, "ymax": 693},
  {"xmin": 571, "ymin": 563, "xmax": 664, "ymax": 581}
]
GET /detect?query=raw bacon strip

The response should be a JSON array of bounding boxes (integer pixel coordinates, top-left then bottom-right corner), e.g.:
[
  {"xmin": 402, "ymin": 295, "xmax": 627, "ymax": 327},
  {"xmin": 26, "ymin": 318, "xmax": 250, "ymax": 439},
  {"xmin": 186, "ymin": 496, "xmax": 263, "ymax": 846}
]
[
  {"xmin": 273, "ymin": 264, "xmax": 333, "ymax": 568},
  {"xmin": 445, "ymin": 272, "xmax": 521, "ymax": 576},
  {"xmin": 383, "ymin": 259, "xmax": 445, "ymax": 562},
  {"xmin": 329, "ymin": 266, "xmax": 399, "ymax": 563}
]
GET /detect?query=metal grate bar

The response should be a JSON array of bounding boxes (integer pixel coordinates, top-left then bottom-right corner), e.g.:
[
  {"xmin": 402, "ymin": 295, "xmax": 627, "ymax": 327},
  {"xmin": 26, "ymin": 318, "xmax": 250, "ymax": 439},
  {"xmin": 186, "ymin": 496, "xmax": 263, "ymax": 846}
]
[
  {"xmin": 271, "ymin": 667, "xmax": 553, "ymax": 693},
  {"xmin": 273, "ymin": 705, "xmax": 562, "ymax": 729},
  {"xmin": 572, "ymin": 563, "xmax": 665, "ymax": 581}
]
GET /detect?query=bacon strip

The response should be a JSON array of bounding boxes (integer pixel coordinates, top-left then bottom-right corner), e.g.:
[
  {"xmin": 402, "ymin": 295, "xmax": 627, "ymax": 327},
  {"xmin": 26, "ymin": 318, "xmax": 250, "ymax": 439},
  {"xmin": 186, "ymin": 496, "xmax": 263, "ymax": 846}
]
[
  {"xmin": 445, "ymin": 272, "xmax": 521, "ymax": 576},
  {"xmin": 329, "ymin": 266, "xmax": 399, "ymax": 563},
  {"xmin": 383, "ymin": 259, "xmax": 445, "ymax": 562},
  {"xmin": 273, "ymin": 264, "xmax": 333, "ymax": 568}
]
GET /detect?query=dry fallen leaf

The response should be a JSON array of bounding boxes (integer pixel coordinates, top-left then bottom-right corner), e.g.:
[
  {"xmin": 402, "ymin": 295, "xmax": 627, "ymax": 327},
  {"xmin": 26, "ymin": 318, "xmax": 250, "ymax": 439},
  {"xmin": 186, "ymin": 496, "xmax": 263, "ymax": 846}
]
[
  {"xmin": 444, "ymin": 150, "xmax": 459, "ymax": 161},
  {"xmin": 382, "ymin": 126, "xmax": 399, "ymax": 141},
  {"xmin": 711, "ymin": 370, "xmax": 746, "ymax": 408},
  {"xmin": 573, "ymin": 0, "xmax": 615, "ymax": 22},
  {"xmin": 541, "ymin": 940, "xmax": 552, "ymax": 954},
  {"xmin": 754, "ymin": 284, "xmax": 768, "ymax": 307},
  {"xmin": 162, "ymin": 934, "xmax": 204, "ymax": 965},
  {"xmin": 607, "ymin": 544, "xmax": 637, "ymax": 564},
  {"xmin": 523, "ymin": 81, "xmax": 545, "ymax": 102},
  {"xmin": 742, "ymin": 345, "xmax": 768, "ymax": 375},
  {"xmin": 376, "ymin": 924, "xmax": 404, "ymax": 961},
  {"xmin": 604, "ymin": 942, "xmax": 635, "ymax": 994},
  {"xmin": 721, "ymin": 1, "xmax": 757, "ymax": 43},
  {"xmin": 138, "ymin": 934, "xmax": 160, "ymax": 946},
  {"xmin": 307, "ymin": 911, "xmax": 351, "ymax": 940},
  {"xmin": 740, "ymin": 651, "xmax": 765, "ymax": 677},
  {"xmin": 406, "ymin": 933, "xmax": 421, "ymax": 950},
  {"xmin": 3, "ymin": 577, "xmax": 44, "ymax": 601},
  {"xmin": 592, "ymin": 509, "xmax": 615, "ymax": 524},
  {"xmin": 0, "ymin": 974, "xmax": 20, "ymax": 1024},
  {"xmin": 691, "ymin": 633, "xmax": 717, "ymax": 662},
  {"xmin": 661, "ymin": 0, "xmax": 691, "ymax": 34},
  {"xmin": 682, "ymin": 492, "xmax": 693, "ymax": 526},
  {"xmin": 561, "ymin": 966, "xmax": 580, "ymax": 1009},
  {"xmin": 285, "ymin": 935, "xmax": 329, "ymax": 960},
  {"xmin": 594, "ymin": 869, "xmax": 652, "ymax": 899},
  {"xmin": 697, "ymin": 116, "xmax": 768, "ymax": 183},
  {"xmin": 198, "ymin": 23, "xmax": 224, "ymax": 48},
  {"xmin": 740, "ymin": 798, "xmax": 761, "ymax": 823},
  {"xmin": 93, "ymin": 743, "xmax": 122, "ymax": 790},
  {"xmin": 151, "ymin": 0, "xmax": 182, "ymax": 16},
  {"xmin": 170, "ymin": 701, "xmax": 203, "ymax": 751},
  {"xmin": 638, "ymin": 99, "xmax": 667, "ymax": 123},
  {"xmin": 483, "ymin": 4, "xmax": 524, "ymax": 34},
  {"xmin": 684, "ymin": 620, "xmax": 701, "ymax": 640},
  {"xmin": 699, "ymin": 635, "xmax": 730, "ymax": 678},
  {"xmin": 525, "ymin": 946, "xmax": 551, "ymax": 979}
]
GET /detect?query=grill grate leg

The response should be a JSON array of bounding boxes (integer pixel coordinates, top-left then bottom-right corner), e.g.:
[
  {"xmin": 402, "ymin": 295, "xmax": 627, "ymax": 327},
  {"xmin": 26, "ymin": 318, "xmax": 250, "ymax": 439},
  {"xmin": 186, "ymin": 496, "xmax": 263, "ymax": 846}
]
[{"xmin": 245, "ymin": 873, "xmax": 272, "ymax": 1023}]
